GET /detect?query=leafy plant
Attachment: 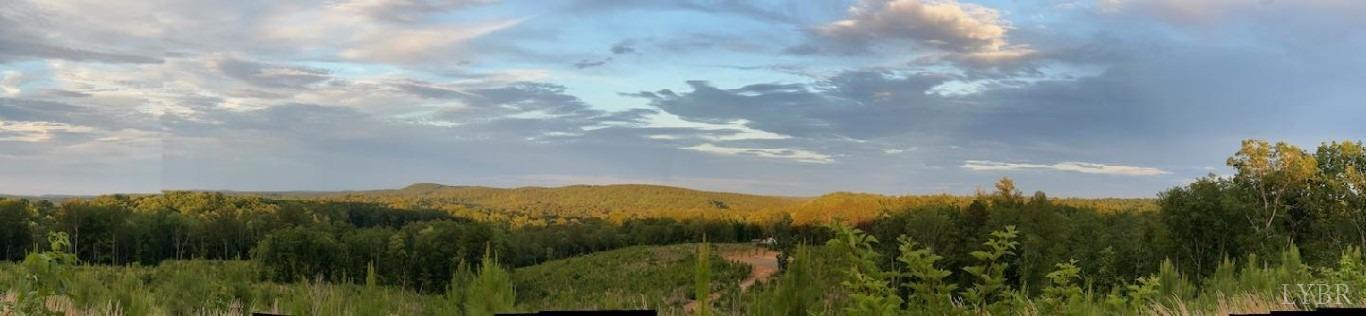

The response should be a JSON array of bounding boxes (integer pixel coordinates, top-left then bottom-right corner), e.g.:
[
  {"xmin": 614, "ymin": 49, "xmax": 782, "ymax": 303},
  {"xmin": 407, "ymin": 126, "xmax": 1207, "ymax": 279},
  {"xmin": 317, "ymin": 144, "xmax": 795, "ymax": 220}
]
[
  {"xmin": 962, "ymin": 225, "xmax": 1020, "ymax": 311},
  {"xmin": 896, "ymin": 235, "xmax": 956, "ymax": 313},
  {"xmin": 6, "ymin": 232, "xmax": 78, "ymax": 315},
  {"xmin": 1126, "ymin": 275, "xmax": 1161, "ymax": 308},
  {"xmin": 826, "ymin": 222, "xmax": 902, "ymax": 316},
  {"xmin": 1040, "ymin": 259, "xmax": 1084, "ymax": 312}
]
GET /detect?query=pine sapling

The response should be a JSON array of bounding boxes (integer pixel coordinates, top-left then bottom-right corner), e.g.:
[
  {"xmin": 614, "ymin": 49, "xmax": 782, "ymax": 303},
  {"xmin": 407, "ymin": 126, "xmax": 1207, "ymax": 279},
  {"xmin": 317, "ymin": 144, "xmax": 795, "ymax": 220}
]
[
  {"xmin": 465, "ymin": 245, "xmax": 515, "ymax": 315},
  {"xmin": 694, "ymin": 241, "xmax": 712, "ymax": 316}
]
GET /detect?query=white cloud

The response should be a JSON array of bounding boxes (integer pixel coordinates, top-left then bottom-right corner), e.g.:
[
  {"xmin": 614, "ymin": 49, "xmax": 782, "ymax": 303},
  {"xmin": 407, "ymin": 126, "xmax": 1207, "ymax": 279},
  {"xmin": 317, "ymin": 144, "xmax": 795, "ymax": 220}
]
[
  {"xmin": 684, "ymin": 143, "xmax": 834, "ymax": 164},
  {"xmin": 644, "ymin": 114, "xmax": 791, "ymax": 141},
  {"xmin": 883, "ymin": 147, "xmax": 916, "ymax": 154},
  {"xmin": 821, "ymin": 0, "xmax": 1031, "ymax": 59},
  {"xmin": 0, "ymin": 121, "xmax": 94, "ymax": 142},
  {"xmin": 257, "ymin": 0, "xmax": 524, "ymax": 65},
  {"xmin": 962, "ymin": 160, "xmax": 1169, "ymax": 176},
  {"xmin": 1, "ymin": 71, "xmax": 22, "ymax": 96},
  {"xmin": 1, "ymin": 0, "xmax": 516, "ymax": 67}
]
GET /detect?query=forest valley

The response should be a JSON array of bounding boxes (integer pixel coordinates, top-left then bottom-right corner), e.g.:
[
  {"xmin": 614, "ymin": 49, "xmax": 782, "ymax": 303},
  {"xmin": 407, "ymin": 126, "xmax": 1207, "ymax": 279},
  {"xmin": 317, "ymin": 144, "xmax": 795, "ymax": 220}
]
[{"xmin": 3, "ymin": 139, "xmax": 1366, "ymax": 315}]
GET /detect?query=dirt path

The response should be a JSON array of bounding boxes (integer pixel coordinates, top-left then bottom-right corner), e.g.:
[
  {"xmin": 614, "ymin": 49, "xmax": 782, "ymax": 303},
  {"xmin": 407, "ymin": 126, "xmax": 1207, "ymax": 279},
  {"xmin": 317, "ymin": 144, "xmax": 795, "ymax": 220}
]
[
  {"xmin": 724, "ymin": 248, "xmax": 779, "ymax": 291},
  {"xmin": 683, "ymin": 248, "xmax": 780, "ymax": 312}
]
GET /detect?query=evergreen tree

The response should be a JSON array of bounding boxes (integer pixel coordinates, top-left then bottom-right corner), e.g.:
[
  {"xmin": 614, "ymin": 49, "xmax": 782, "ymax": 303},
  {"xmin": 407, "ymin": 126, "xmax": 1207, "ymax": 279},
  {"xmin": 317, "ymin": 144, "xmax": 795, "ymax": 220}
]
[
  {"xmin": 365, "ymin": 261, "xmax": 378, "ymax": 289},
  {"xmin": 747, "ymin": 245, "xmax": 824, "ymax": 316},
  {"xmin": 695, "ymin": 241, "xmax": 712, "ymax": 316},
  {"xmin": 465, "ymin": 246, "xmax": 515, "ymax": 315}
]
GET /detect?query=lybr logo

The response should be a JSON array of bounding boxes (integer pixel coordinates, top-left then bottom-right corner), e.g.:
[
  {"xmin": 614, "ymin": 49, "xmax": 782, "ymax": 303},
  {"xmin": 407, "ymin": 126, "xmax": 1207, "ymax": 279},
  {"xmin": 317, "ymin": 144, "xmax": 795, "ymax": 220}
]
[{"xmin": 1280, "ymin": 283, "xmax": 1353, "ymax": 306}]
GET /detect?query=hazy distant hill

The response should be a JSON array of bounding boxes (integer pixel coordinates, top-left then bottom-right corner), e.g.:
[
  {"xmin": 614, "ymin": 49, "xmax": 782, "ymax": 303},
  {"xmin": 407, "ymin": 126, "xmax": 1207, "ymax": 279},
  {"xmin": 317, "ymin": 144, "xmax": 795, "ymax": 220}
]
[
  {"xmin": 0, "ymin": 194, "xmax": 88, "ymax": 203},
  {"xmin": 238, "ymin": 183, "xmax": 1156, "ymax": 223},
  {"xmin": 244, "ymin": 183, "xmax": 808, "ymax": 221},
  {"xmin": 7, "ymin": 183, "xmax": 1155, "ymax": 224}
]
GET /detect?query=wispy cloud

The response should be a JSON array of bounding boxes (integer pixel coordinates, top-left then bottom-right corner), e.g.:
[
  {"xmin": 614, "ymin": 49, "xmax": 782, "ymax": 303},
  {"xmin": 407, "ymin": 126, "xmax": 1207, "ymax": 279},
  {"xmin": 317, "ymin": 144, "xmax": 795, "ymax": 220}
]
[
  {"xmin": 684, "ymin": 143, "xmax": 834, "ymax": 164},
  {"xmin": 0, "ymin": 121, "xmax": 93, "ymax": 142},
  {"xmin": 962, "ymin": 160, "xmax": 1169, "ymax": 176}
]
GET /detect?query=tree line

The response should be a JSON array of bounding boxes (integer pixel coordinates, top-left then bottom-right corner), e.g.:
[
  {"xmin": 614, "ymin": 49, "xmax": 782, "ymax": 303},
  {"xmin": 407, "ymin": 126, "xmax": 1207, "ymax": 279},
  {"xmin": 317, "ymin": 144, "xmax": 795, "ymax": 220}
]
[
  {"xmin": 0, "ymin": 191, "xmax": 764, "ymax": 293},
  {"xmin": 754, "ymin": 139, "xmax": 1366, "ymax": 306}
]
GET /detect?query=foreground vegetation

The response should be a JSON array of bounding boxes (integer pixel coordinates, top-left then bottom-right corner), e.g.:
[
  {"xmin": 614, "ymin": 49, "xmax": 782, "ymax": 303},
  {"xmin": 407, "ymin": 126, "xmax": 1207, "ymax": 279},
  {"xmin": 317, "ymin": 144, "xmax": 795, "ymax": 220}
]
[
  {"xmin": 6, "ymin": 227, "xmax": 1362, "ymax": 315},
  {"xmin": 0, "ymin": 239, "xmax": 752, "ymax": 315},
  {"xmin": 740, "ymin": 224, "xmax": 1365, "ymax": 315},
  {"xmin": 514, "ymin": 244, "xmax": 750, "ymax": 311},
  {"xmin": 2, "ymin": 138, "xmax": 1365, "ymax": 315}
]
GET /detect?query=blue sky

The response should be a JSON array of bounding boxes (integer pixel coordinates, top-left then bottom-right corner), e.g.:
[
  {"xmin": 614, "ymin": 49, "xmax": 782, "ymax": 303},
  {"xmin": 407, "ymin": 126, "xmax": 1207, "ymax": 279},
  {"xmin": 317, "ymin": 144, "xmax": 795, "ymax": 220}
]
[{"xmin": 1, "ymin": 0, "xmax": 1364, "ymax": 197}]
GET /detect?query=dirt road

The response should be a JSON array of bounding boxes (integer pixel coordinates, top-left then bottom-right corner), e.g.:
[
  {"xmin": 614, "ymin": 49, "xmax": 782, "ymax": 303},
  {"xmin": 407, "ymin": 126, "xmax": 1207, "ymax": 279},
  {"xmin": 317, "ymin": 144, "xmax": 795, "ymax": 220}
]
[
  {"xmin": 683, "ymin": 247, "xmax": 780, "ymax": 312},
  {"xmin": 723, "ymin": 248, "xmax": 779, "ymax": 291}
]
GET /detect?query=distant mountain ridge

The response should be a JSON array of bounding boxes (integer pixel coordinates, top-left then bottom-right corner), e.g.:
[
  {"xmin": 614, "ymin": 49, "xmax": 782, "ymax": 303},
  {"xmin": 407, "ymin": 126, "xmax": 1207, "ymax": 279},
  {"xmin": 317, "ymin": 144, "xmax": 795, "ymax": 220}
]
[
  {"xmin": 0, "ymin": 194, "xmax": 89, "ymax": 203},
  {"xmin": 239, "ymin": 183, "xmax": 809, "ymax": 222},
  {"xmin": 7, "ymin": 183, "xmax": 1157, "ymax": 224},
  {"xmin": 235, "ymin": 183, "xmax": 1156, "ymax": 223}
]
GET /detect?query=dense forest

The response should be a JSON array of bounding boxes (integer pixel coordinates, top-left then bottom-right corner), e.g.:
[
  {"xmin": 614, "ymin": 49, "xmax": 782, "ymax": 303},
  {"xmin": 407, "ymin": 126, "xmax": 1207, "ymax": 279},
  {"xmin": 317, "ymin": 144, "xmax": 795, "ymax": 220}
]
[{"xmin": 2, "ymin": 139, "xmax": 1365, "ymax": 315}]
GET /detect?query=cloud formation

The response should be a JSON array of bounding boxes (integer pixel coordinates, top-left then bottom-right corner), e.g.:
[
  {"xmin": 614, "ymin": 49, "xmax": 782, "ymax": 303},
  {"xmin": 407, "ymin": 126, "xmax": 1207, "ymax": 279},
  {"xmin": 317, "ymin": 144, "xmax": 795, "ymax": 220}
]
[
  {"xmin": 0, "ymin": 121, "xmax": 92, "ymax": 142},
  {"xmin": 0, "ymin": 71, "xmax": 20, "ymax": 96},
  {"xmin": 213, "ymin": 57, "xmax": 333, "ymax": 90},
  {"xmin": 573, "ymin": 58, "xmax": 612, "ymax": 69},
  {"xmin": 962, "ymin": 160, "xmax": 1169, "ymax": 176},
  {"xmin": 629, "ymin": 70, "xmax": 960, "ymax": 140},
  {"xmin": 1, "ymin": 0, "xmax": 1363, "ymax": 198},
  {"xmin": 335, "ymin": 0, "xmax": 496, "ymax": 23},
  {"xmin": 823, "ymin": 0, "xmax": 1011, "ymax": 52},
  {"xmin": 610, "ymin": 40, "xmax": 638, "ymax": 55},
  {"xmin": 798, "ymin": 0, "xmax": 1033, "ymax": 66},
  {"xmin": 684, "ymin": 143, "xmax": 834, "ymax": 164}
]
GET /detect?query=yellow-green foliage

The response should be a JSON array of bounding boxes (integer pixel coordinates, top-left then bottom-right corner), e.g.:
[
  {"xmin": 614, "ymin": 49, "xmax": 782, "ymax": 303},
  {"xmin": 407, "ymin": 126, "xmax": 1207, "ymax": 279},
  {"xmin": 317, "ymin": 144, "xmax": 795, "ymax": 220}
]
[
  {"xmin": 238, "ymin": 183, "xmax": 1158, "ymax": 225},
  {"xmin": 257, "ymin": 183, "xmax": 804, "ymax": 223}
]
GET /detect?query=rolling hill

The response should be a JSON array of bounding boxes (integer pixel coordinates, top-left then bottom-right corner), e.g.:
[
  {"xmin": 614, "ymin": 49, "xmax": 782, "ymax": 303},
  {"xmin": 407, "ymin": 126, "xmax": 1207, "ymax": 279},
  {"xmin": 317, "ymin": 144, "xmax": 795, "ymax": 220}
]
[
  {"xmin": 244, "ymin": 183, "xmax": 809, "ymax": 221},
  {"xmin": 229, "ymin": 183, "xmax": 1157, "ymax": 224}
]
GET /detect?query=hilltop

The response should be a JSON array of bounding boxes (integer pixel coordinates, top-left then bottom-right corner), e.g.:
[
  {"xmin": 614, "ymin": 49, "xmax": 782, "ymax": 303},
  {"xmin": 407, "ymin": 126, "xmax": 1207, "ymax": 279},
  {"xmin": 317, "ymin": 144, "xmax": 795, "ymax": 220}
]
[
  {"xmin": 230, "ymin": 183, "xmax": 1155, "ymax": 224},
  {"xmin": 241, "ymin": 183, "xmax": 807, "ymax": 222}
]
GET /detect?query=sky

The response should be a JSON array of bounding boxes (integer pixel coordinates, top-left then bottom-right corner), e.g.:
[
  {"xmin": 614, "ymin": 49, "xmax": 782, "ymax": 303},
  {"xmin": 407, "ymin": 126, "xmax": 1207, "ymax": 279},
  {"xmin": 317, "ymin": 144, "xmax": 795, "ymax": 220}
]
[{"xmin": 1, "ymin": 0, "xmax": 1364, "ymax": 197}]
